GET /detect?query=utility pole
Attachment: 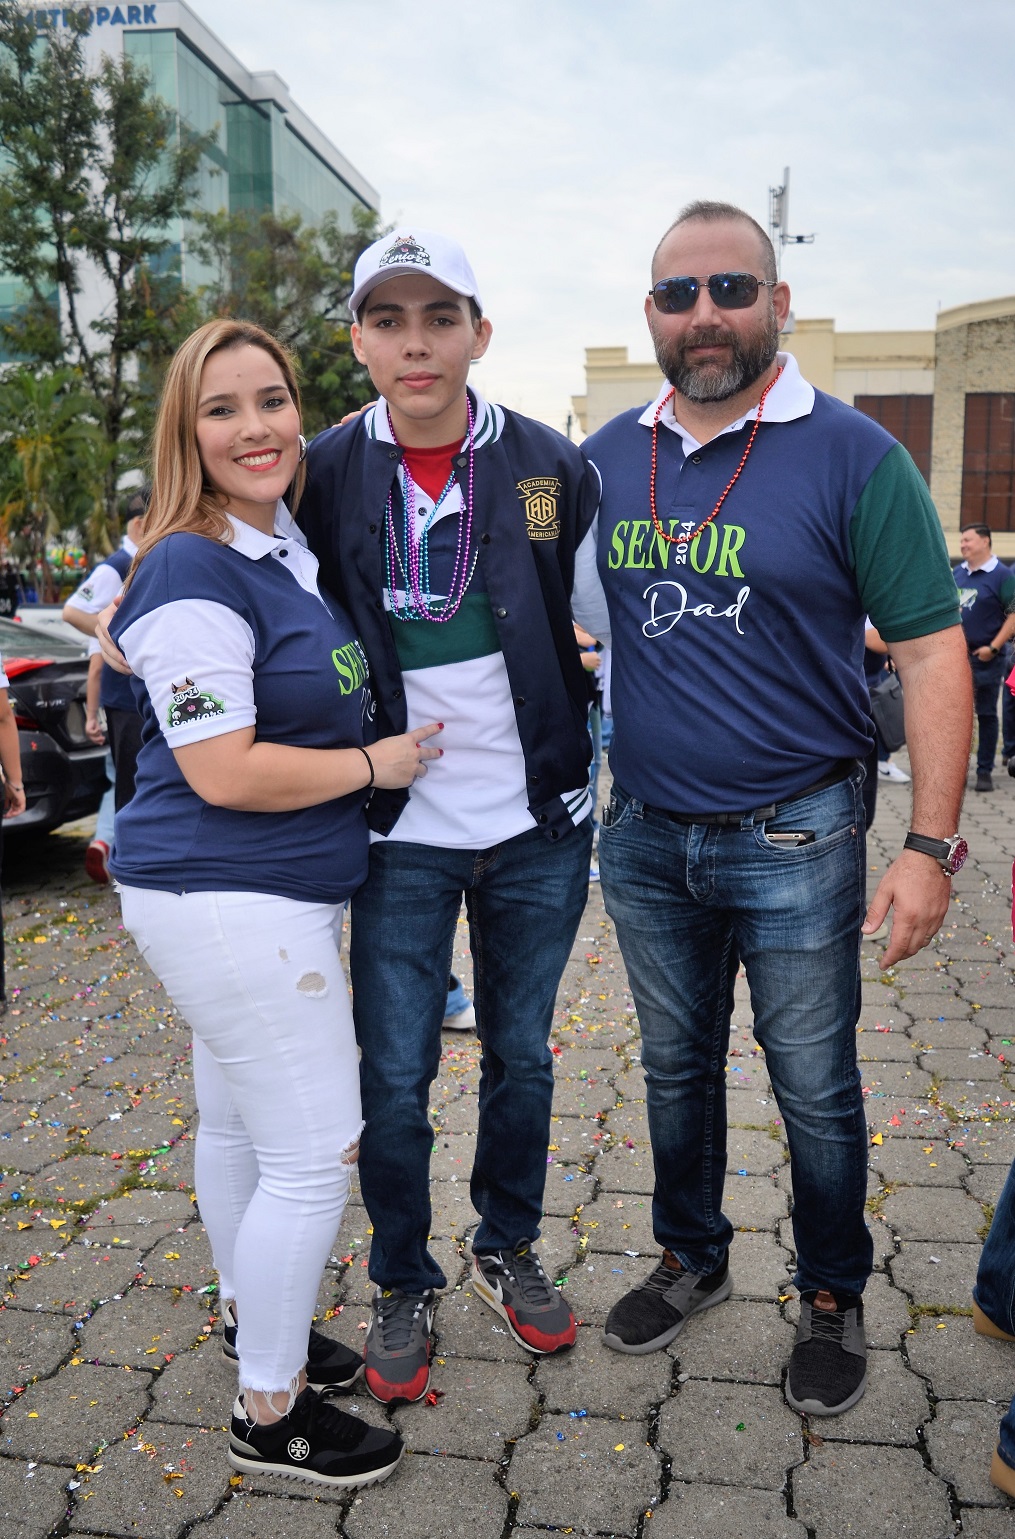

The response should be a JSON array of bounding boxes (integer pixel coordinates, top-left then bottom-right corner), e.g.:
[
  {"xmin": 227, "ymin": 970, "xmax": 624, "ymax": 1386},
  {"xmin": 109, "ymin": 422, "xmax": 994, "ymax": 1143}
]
[{"xmin": 768, "ymin": 167, "xmax": 814, "ymax": 277}]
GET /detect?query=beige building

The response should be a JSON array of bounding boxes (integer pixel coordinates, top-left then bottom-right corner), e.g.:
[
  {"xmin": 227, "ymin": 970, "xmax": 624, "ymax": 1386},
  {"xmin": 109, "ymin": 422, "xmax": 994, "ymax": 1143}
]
[{"xmin": 572, "ymin": 296, "xmax": 1015, "ymax": 559}]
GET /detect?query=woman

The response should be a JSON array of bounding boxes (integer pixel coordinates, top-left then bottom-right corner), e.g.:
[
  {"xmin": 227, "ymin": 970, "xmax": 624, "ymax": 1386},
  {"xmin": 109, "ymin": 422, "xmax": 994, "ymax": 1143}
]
[
  {"xmin": 110, "ymin": 319, "xmax": 441, "ymax": 1489},
  {"xmin": 0, "ymin": 662, "xmax": 26, "ymax": 1010}
]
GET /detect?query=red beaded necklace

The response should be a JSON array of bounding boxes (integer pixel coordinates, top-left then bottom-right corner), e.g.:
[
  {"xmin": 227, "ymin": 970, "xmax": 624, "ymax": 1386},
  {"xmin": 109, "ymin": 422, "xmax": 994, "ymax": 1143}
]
[{"xmin": 649, "ymin": 367, "xmax": 782, "ymax": 551}]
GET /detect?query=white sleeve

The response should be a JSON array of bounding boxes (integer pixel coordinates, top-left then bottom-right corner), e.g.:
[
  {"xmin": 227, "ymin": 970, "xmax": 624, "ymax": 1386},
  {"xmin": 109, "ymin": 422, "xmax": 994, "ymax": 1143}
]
[
  {"xmin": 65, "ymin": 561, "xmax": 126, "ymax": 616},
  {"xmin": 0, "ymin": 652, "xmax": 7, "ymax": 690},
  {"xmin": 571, "ymin": 508, "xmax": 612, "ymax": 646},
  {"xmin": 118, "ymin": 599, "xmax": 257, "ymax": 745}
]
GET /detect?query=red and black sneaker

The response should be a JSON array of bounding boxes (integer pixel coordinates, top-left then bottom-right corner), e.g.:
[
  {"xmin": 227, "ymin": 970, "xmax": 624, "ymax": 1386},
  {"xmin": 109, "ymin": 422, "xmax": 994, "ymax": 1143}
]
[
  {"xmin": 85, "ymin": 839, "xmax": 110, "ymax": 885},
  {"xmin": 472, "ymin": 1242, "xmax": 576, "ymax": 1354},
  {"xmin": 363, "ymin": 1287, "xmax": 436, "ymax": 1404}
]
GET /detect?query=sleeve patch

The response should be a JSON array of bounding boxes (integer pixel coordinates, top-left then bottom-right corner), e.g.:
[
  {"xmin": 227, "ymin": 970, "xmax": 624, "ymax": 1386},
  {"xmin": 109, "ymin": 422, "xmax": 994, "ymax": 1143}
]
[{"xmin": 167, "ymin": 678, "xmax": 226, "ymax": 728}]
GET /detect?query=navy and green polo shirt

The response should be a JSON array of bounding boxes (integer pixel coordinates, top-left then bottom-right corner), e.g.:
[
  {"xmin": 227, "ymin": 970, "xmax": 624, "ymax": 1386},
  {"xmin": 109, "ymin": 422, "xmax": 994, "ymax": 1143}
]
[{"xmin": 575, "ymin": 353, "xmax": 960, "ymax": 815}]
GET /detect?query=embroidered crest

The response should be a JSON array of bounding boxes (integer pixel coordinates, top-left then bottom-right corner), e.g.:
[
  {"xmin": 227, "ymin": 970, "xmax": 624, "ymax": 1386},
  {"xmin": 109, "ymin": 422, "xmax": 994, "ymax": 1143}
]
[
  {"xmin": 517, "ymin": 477, "xmax": 562, "ymax": 541},
  {"xmin": 78, "ymin": 583, "xmax": 94, "ymax": 602},
  {"xmin": 378, "ymin": 235, "xmax": 431, "ymax": 270},
  {"xmin": 166, "ymin": 678, "xmax": 226, "ymax": 728}
]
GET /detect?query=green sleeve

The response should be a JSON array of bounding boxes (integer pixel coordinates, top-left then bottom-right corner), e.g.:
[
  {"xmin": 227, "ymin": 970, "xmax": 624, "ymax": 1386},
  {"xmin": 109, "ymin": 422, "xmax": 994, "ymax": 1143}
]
[
  {"xmin": 1000, "ymin": 573, "xmax": 1015, "ymax": 611},
  {"xmin": 848, "ymin": 443, "xmax": 961, "ymax": 642}
]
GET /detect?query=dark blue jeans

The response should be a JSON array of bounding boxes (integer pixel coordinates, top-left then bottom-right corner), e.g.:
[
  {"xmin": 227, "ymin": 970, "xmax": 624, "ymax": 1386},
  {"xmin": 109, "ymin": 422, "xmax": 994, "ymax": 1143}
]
[
  {"xmin": 974, "ymin": 1161, "xmax": 1015, "ymax": 1468},
  {"xmin": 971, "ymin": 654, "xmax": 1006, "ymax": 773},
  {"xmin": 599, "ymin": 772, "xmax": 874, "ymax": 1297},
  {"xmin": 350, "ymin": 818, "xmax": 593, "ymax": 1293}
]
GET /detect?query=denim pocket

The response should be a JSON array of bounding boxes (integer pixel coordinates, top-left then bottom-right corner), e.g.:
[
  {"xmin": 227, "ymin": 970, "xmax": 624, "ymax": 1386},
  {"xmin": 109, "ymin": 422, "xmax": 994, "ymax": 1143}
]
[
  {"xmin": 754, "ymin": 777, "xmax": 861, "ymax": 857},
  {"xmin": 600, "ymin": 786, "xmax": 640, "ymax": 833}
]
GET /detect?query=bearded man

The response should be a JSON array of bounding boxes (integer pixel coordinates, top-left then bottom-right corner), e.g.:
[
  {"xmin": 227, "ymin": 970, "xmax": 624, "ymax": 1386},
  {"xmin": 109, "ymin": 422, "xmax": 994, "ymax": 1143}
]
[{"xmin": 572, "ymin": 200, "xmax": 971, "ymax": 1417}]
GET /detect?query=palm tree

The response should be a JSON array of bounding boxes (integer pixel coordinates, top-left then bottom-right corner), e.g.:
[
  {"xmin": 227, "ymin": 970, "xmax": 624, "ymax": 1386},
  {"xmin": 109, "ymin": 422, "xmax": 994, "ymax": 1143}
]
[{"xmin": 0, "ymin": 366, "xmax": 106, "ymax": 599}]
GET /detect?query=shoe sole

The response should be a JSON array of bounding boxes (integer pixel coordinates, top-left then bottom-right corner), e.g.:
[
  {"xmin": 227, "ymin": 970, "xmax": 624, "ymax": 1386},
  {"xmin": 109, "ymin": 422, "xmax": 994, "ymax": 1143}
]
[
  {"xmin": 227, "ymin": 1440, "xmax": 403, "ymax": 1488},
  {"xmin": 785, "ymin": 1369, "xmax": 867, "ymax": 1418},
  {"xmin": 307, "ymin": 1363, "xmax": 364, "ymax": 1393},
  {"xmin": 974, "ymin": 1301, "xmax": 1015, "ymax": 1341},
  {"xmin": 601, "ymin": 1269, "xmax": 734, "ymax": 1355},
  {"xmin": 363, "ymin": 1365, "xmax": 430, "ymax": 1405},
  {"xmin": 471, "ymin": 1259, "xmax": 576, "ymax": 1354}
]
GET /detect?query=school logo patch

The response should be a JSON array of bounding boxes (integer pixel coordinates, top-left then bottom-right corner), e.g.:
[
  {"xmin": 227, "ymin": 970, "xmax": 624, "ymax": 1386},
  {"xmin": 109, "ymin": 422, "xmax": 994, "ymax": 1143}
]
[
  {"xmin": 167, "ymin": 678, "xmax": 226, "ymax": 728},
  {"xmin": 378, "ymin": 235, "xmax": 431, "ymax": 270},
  {"xmin": 517, "ymin": 477, "xmax": 561, "ymax": 541},
  {"xmin": 78, "ymin": 584, "xmax": 94, "ymax": 602}
]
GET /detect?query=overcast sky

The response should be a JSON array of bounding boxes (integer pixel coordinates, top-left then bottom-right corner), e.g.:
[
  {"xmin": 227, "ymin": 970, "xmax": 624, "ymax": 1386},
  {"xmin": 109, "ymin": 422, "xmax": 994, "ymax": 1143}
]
[{"xmin": 197, "ymin": 0, "xmax": 1014, "ymax": 434}]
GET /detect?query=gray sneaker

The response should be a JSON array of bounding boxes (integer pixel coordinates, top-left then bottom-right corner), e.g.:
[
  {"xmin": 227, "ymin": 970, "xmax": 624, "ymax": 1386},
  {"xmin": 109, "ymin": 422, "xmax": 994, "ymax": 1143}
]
[
  {"xmin": 602, "ymin": 1251, "xmax": 732, "ymax": 1354},
  {"xmin": 363, "ymin": 1287, "xmax": 436, "ymax": 1405},
  {"xmin": 785, "ymin": 1292, "xmax": 867, "ymax": 1416}
]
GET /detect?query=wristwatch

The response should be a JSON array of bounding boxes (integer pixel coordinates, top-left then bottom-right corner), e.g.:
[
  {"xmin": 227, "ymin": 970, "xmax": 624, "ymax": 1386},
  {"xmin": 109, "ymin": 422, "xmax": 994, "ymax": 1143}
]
[{"xmin": 904, "ymin": 832, "xmax": 968, "ymax": 876}]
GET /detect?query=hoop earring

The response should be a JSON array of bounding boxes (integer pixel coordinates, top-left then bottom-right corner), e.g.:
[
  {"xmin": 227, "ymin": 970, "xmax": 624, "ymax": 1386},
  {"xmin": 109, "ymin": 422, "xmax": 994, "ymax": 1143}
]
[{"xmin": 298, "ymin": 434, "xmax": 307, "ymax": 463}]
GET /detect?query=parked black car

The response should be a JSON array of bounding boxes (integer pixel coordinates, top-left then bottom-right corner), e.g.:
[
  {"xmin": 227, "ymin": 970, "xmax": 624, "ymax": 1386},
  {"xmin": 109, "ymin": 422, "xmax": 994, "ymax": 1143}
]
[{"xmin": 0, "ymin": 617, "xmax": 107, "ymax": 834}]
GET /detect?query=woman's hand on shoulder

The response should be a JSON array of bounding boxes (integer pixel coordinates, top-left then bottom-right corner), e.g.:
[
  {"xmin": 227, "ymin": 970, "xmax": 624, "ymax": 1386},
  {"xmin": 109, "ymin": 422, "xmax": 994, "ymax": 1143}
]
[
  {"xmin": 368, "ymin": 722, "xmax": 443, "ymax": 788},
  {"xmin": 96, "ymin": 596, "xmax": 132, "ymax": 675}
]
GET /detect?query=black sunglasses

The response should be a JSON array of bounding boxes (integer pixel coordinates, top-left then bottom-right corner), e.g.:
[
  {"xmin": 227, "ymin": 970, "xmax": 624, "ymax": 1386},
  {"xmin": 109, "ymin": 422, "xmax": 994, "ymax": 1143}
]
[{"xmin": 650, "ymin": 272, "xmax": 777, "ymax": 315}]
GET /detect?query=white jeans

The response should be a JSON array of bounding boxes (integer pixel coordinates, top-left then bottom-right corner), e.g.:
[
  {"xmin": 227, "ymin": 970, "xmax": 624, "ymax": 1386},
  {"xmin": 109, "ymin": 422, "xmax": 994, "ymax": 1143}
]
[{"xmin": 120, "ymin": 885, "xmax": 362, "ymax": 1392}]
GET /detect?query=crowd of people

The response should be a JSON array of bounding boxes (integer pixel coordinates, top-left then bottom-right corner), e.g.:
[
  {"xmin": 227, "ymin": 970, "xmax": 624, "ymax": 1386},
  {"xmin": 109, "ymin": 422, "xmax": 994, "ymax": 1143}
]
[{"xmin": 39, "ymin": 201, "xmax": 1008, "ymax": 1499}]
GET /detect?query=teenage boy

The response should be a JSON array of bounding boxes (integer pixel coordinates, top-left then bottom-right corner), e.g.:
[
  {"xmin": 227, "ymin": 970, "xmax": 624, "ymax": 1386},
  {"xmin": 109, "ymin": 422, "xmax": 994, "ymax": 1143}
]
[{"xmin": 299, "ymin": 230, "xmax": 600, "ymax": 1404}]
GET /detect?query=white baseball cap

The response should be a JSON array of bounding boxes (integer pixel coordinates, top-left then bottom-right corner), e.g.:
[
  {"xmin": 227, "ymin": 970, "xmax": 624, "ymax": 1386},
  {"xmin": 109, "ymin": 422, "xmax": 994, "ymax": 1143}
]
[{"xmin": 349, "ymin": 228, "xmax": 482, "ymax": 318}]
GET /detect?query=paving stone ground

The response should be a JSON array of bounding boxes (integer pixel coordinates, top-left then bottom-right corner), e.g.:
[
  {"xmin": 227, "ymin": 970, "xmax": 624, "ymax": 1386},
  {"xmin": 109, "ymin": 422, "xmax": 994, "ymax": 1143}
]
[{"xmin": 1, "ymin": 753, "xmax": 1014, "ymax": 1537}]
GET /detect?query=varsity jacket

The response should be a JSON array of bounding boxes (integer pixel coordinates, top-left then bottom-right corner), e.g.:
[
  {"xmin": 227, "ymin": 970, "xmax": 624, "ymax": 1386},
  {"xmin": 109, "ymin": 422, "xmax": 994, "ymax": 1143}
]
[{"xmin": 299, "ymin": 394, "xmax": 600, "ymax": 840}]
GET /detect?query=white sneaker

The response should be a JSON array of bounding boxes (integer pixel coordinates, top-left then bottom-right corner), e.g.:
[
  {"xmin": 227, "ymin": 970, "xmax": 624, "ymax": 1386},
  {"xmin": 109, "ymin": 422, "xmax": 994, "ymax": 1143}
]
[
  {"xmin": 442, "ymin": 1000, "xmax": 476, "ymax": 1033},
  {"xmin": 877, "ymin": 760, "xmax": 910, "ymax": 783}
]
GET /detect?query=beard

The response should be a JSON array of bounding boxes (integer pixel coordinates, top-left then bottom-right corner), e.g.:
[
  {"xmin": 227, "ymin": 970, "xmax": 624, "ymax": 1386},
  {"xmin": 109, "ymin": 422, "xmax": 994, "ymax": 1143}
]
[{"xmin": 653, "ymin": 312, "xmax": 780, "ymax": 403}]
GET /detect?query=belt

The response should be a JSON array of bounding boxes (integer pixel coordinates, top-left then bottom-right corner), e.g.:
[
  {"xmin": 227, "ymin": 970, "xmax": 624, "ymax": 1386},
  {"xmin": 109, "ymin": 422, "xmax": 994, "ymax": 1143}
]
[{"xmin": 647, "ymin": 758, "xmax": 858, "ymax": 828}]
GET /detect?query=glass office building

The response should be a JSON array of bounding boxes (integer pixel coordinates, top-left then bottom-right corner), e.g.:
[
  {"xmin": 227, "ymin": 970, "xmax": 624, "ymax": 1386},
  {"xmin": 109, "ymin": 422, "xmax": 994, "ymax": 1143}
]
[{"xmin": 2, "ymin": 2, "xmax": 378, "ymax": 324}]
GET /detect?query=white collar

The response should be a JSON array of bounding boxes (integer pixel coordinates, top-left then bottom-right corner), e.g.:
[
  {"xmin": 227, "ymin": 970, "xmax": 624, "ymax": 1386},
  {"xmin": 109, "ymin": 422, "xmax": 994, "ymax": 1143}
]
[
  {"xmin": 122, "ymin": 534, "xmax": 138, "ymax": 558},
  {"xmin": 959, "ymin": 554, "xmax": 999, "ymax": 574},
  {"xmin": 365, "ymin": 387, "xmax": 505, "ymax": 449},
  {"xmin": 637, "ymin": 351, "xmax": 815, "ymax": 453},
  {"xmin": 224, "ymin": 502, "xmax": 308, "ymax": 560}
]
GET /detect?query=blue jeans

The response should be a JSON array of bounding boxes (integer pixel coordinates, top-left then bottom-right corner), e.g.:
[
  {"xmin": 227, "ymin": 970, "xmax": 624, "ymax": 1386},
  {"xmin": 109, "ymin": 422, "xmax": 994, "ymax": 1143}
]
[
  {"xmin": 974, "ymin": 1161, "xmax": 1015, "ymax": 1468},
  {"xmin": 350, "ymin": 818, "xmax": 593, "ymax": 1293},
  {"xmin": 971, "ymin": 654, "xmax": 1006, "ymax": 773},
  {"xmin": 599, "ymin": 772, "xmax": 873, "ymax": 1297}
]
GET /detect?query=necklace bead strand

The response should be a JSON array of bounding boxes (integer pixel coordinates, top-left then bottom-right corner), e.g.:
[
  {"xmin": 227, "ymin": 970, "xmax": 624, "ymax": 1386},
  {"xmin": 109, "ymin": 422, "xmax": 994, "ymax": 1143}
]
[
  {"xmin": 649, "ymin": 367, "xmax": 782, "ymax": 551},
  {"xmin": 385, "ymin": 397, "xmax": 477, "ymax": 624}
]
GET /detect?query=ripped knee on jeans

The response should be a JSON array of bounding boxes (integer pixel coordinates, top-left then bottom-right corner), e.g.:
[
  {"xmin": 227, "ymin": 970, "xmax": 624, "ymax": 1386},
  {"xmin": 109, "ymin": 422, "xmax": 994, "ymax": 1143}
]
[{"xmin": 340, "ymin": 1136, "xmax": 360, "ymax": 1166}]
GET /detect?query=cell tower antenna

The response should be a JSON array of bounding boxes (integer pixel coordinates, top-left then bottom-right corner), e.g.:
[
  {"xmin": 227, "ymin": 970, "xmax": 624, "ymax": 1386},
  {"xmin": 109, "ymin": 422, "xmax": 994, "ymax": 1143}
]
[{"xmin": 768, "ymin": 167, "xmax": 814, "ymax": 276}]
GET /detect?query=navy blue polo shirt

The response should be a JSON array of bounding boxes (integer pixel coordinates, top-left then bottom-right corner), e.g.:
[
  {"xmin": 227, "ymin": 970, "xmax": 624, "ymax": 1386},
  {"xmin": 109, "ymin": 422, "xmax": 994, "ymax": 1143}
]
[{"xmin": 108, "ymin": 512, "xmax": 374, "ymax": 903}]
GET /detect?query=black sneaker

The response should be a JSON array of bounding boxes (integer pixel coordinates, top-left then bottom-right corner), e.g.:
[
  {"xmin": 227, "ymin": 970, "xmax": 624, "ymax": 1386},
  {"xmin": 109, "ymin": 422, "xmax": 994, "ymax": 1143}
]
[
  {"xmin": 785, "ymin": 1291, "xmax": 867, "ymax": 1416},
  {"xmin": 976, "ymin": 772, "xmax": 995, "ymax": 792},
  {"xmin": 602, "ymin": 1251, "xmax": 732, "ymax": 1354},
  {"xmin": 472, "ymin": 1242, "xmax": 576, "ymax": 1354},
  {"xmin": 221, "ymin": 1301, "xmax": 362, "ymax": 1393},
  {"xmin": 364, "ymin": 1287, "xmax": 436, "ymax": 1404},
  {"xmin": 228, "ymin": 1386, "xmax": 402, "ymax": 1488}
]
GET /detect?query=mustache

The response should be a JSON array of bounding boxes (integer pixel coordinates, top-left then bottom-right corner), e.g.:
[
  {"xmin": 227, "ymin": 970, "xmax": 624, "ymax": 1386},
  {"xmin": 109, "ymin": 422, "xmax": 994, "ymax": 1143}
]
[{"xmin": 680, "ymin": 327, "xmax": 737, "ymax": 350}]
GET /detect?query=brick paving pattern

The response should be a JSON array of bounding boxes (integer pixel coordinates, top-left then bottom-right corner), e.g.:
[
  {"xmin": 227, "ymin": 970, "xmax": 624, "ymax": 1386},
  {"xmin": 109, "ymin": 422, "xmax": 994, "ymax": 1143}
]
[{"xmin": 1, "ymin": 759, "xmax": 1014, "ymax": 1538}]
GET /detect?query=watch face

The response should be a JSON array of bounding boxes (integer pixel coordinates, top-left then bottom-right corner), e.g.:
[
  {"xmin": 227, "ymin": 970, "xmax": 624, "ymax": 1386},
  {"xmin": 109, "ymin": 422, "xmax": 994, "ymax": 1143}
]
[{"xmin": 948, "ymin": 838, "xmax": 968, "ymax": 874}]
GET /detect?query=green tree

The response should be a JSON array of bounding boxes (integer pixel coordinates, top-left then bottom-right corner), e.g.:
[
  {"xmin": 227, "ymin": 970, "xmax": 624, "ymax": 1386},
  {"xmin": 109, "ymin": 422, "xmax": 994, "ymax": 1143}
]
[
  {"xmin": 0, "ymin": 3, "xmax": 207, "ymax": 533},
  {"xmin": 191, "ymin": 205, "xmax": 383, "ymax": 435},
  {"xmin": 0, "ymin": 366, "xmax": 106, "ymax": 599}
]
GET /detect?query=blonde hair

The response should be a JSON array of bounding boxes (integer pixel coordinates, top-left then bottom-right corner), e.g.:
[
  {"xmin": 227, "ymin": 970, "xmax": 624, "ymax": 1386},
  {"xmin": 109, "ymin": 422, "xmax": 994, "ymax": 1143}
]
[{"xmin": 128, "ymin": 320, "xmax": 305, "ymax": 583}]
